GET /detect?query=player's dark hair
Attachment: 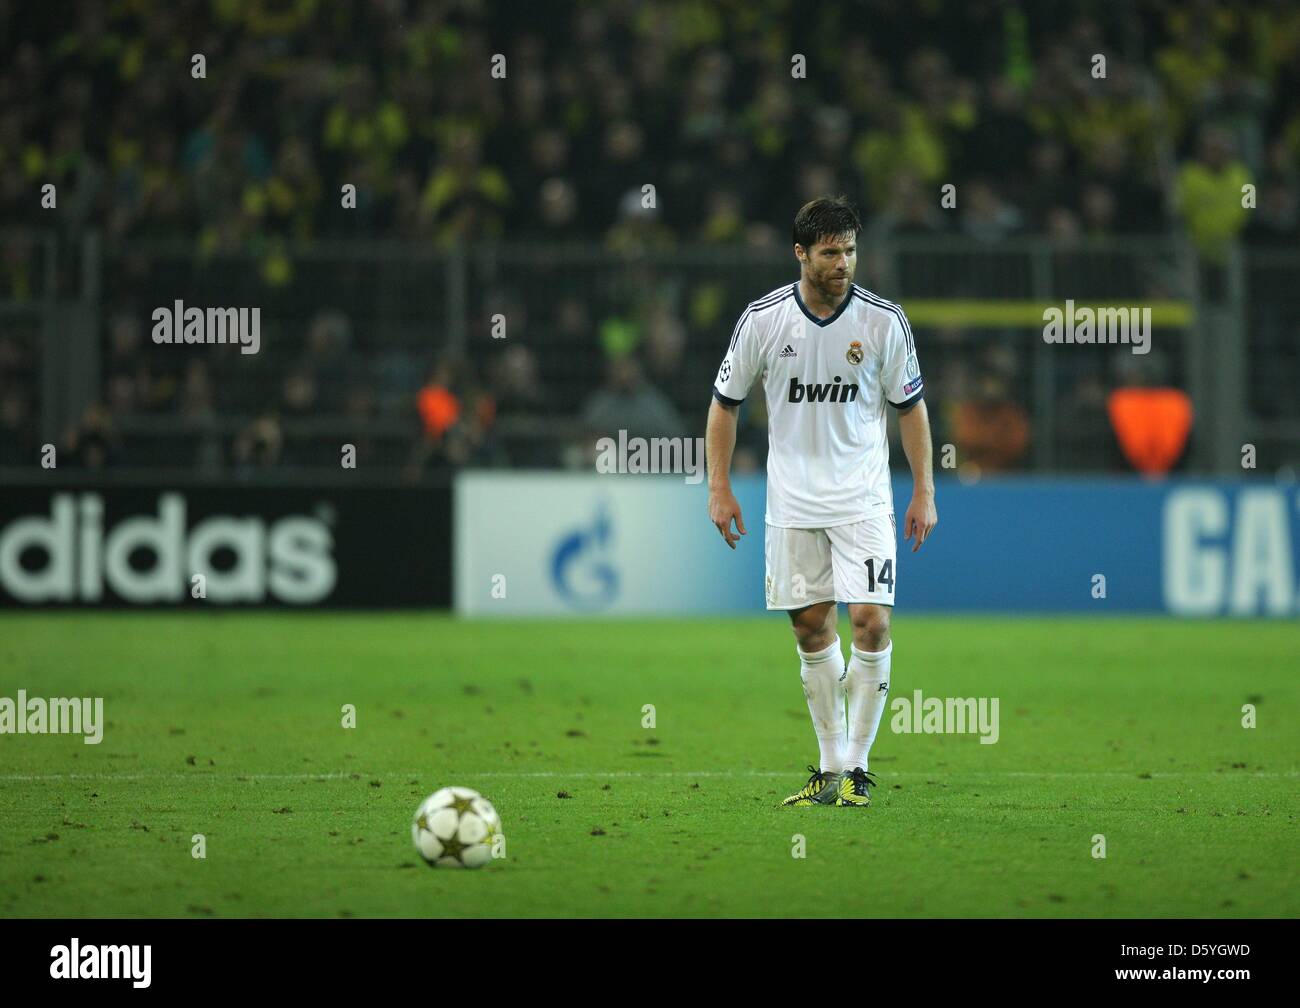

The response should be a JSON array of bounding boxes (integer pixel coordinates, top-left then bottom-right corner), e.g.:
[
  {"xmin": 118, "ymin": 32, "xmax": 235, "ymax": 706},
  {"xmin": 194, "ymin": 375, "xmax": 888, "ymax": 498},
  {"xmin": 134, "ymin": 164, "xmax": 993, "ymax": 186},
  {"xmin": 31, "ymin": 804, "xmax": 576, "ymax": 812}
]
[{"xmin": 792, "ymin": 196, "xmax": 861, "ymax": 250}]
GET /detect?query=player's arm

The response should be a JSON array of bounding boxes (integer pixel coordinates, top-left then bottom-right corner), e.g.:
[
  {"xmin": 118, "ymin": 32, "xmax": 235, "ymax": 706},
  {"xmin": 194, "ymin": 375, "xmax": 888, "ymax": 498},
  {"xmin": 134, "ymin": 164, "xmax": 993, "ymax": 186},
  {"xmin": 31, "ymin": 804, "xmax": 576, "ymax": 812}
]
[
  {"xmin": 706, "ymin": 309, "xmax": 761, "ymax": 549},
  {"xmin": 706, "ymin": 397, "xmax": 746, "ymax": 549},
  {"xmin": 880, "ymin": 307, "xmax": 937, "ymax": 552},
  {"xmin": 898, "ymin": 398, "xmax": 937, "ymax": 553}
]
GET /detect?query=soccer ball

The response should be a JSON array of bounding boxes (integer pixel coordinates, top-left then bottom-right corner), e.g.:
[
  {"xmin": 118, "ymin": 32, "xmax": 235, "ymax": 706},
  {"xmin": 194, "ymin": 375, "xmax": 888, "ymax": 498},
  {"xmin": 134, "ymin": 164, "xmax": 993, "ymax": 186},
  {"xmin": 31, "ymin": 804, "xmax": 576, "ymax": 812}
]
[{"xmin": 411, "ymin": 787, "xmax": 502, "ymax": 868}]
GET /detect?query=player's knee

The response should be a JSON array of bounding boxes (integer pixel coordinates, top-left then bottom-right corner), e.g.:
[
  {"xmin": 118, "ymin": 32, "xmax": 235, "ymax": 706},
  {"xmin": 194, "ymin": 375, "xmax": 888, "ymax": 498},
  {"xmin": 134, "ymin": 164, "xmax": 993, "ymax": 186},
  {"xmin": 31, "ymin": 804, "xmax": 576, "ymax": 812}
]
[
  {"xmin": 850, "ymin": 607, "xmax": 890, "ymax": 650},
  {"xmin": 791, "ymin": 623, "xmax": 833, "ymax": 652},
  {"xmin": 793, "ymin": 633, "xmax": 824, "ymax": 654},
  {"xmin": 790, "ymin": 604, "xmax": 836, "ymax": 651}
]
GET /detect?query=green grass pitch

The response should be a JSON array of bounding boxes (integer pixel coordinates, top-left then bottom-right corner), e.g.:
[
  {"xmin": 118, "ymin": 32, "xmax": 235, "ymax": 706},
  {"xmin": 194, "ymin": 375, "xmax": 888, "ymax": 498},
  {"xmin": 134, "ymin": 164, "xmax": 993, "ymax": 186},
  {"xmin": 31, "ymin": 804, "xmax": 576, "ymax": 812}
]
[{"xmin": 1, "ymin": 613, "xmax": 1295, "ymax": 918}]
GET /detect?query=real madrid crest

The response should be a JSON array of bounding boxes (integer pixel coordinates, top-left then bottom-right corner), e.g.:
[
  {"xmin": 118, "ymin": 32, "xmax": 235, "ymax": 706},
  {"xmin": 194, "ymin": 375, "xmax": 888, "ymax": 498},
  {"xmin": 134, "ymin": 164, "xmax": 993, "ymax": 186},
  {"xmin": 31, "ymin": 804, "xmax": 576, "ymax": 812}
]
[{"xmin": 846, "ymin": 340, "xmax": 864, "ymax": 365}]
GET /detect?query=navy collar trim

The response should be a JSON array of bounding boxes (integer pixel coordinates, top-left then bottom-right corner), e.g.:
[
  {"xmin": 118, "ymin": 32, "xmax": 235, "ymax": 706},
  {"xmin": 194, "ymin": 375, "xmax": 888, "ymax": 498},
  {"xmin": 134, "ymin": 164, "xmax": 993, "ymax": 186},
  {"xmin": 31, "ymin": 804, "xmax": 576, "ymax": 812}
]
[{"xmin": 793, "ymin": 282, "xmax": 852, "ymax": 327}]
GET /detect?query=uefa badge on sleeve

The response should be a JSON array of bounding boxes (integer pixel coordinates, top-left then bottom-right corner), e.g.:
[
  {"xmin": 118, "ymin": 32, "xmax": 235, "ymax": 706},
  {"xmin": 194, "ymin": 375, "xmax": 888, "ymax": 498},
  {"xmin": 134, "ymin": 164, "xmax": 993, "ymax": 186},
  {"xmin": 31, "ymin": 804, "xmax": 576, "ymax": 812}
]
[{"xmin": 846, "ymin": 341, "xmax": 864, "ymax": 365}]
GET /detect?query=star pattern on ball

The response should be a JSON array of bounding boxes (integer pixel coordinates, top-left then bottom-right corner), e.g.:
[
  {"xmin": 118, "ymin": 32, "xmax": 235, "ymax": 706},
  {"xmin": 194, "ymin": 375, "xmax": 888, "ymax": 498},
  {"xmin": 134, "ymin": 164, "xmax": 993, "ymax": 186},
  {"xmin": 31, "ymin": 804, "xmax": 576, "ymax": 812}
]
[
  {"xmin": 440, "ymin": 834, "xmax": 469, "ymax": 861},
  {"xmin": 448, "ymin": 793, "xmax": 476, "ymax": 814},
  {"xmin": 415, "ymin": 813, "xmax": 430, "ymax": 833}
]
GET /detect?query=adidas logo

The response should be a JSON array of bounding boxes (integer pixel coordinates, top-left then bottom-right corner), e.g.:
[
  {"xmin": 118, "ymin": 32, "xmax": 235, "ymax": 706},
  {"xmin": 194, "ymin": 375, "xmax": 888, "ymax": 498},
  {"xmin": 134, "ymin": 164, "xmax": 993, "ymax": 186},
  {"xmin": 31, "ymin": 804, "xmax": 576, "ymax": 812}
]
[{"xmin": 778, "ymin": 344, "xmax": 797, "ymax": 358}]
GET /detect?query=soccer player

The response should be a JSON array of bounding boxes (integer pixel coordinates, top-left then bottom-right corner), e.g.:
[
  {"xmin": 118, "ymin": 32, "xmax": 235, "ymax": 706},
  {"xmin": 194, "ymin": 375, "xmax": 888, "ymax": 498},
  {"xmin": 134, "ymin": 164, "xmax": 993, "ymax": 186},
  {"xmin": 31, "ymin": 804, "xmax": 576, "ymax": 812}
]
[{"xmin": 705, "ymin": 196, "xmax": 937, "ymax": 808}]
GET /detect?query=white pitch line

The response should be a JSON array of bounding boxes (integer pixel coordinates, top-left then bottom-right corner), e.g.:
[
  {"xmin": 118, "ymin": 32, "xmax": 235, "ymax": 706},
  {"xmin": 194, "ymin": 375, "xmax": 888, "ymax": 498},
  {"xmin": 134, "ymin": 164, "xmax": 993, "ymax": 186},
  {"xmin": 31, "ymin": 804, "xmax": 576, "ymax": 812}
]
[{"xmin": 0, "ymin": 770, "xmax": 1294, "ymax": 782}]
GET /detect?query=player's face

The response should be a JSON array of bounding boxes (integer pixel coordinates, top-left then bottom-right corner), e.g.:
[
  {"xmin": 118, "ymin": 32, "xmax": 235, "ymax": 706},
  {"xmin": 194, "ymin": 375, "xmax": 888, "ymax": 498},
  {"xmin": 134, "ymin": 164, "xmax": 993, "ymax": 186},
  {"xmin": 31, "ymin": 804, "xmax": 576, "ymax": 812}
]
[{"xmin": 798, "ymin": 233, "xmax": 857, "ymax": 298}]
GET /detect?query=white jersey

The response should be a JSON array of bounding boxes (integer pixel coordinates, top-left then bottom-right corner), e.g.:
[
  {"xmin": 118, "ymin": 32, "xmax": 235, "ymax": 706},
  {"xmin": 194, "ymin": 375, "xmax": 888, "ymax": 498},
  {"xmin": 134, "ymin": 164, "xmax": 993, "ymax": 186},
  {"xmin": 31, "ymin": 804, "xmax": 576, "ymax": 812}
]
[{"xmin": 713, "ymin": 282, "xmax": 924, "ymax": 529}]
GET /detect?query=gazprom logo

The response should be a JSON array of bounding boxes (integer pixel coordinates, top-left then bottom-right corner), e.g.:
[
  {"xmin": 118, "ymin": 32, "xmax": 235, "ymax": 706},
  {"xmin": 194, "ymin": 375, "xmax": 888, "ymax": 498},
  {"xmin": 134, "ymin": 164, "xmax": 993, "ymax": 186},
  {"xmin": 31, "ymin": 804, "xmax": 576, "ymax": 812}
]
[
  {"xmin": 788, "ymin": 376, "xmax": 858, "ymax": 404},
  {"xmin": 550, "ymin": 502, "xmax": 618, "ymax": 610}
]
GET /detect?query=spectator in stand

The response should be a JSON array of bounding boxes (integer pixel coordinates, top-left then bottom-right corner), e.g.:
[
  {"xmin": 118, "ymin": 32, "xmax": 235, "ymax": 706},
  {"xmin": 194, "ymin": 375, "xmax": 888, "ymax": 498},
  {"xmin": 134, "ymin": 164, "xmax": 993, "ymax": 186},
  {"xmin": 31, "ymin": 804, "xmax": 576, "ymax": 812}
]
[
  {"xmin": 1079, "ymin": 182, "xmax": 1119, "ymax": 236},
  {"xmin": 407, "ymin": 358, "xmax": 501, "ymax": 476},
  {"xmin": 180, "ymin": 361, "xmax": 214, "ymax": 420},
  {"xmin": 490, "ymin": 344, "xmax": 550, "ymax": 418},
  {"xmin": 1245, "ymin": 139, "xmax": 1300, "ymax": 246},
  {"xmin": 582, "ymin": 354, "xmax": 683, "ymax": 444},
  {"xmin": 0, "ymin": 387, "xmax": 35, "ymax": 466},
  {"xmin": 1058, "ymin": 373, "xmax": 1120, "ymax": 472},
  {"xmin": 1022, "ymin": 140, "xmax": 1078, "ymax": 231},
  {"xmin": 1079, "ymin": 130, "xmax": 1161, "ymax": 232},
  {"xmin": 1106, "ymin": 354, "xmax": 1193, "ymax": 477},
  {"xmin": 960, "ymin": 179, "xmax": 1023, "ymax": 243},
  {"xmin": 952, "ymin": 371, "xmax": 1031, "ymax": 474},
  {"xmin": 1175, "ymin": 126, "xmax": 1252, "ymax": 262},
  {"xmin": 232, "ymin": 412, "xmax": 283, "ymax": 474},
  {"xmin": 415, "ymin": 359, "xmax": 464, "ymax": 448},
  {"xmin": 61, "ymin": 401, "xmax": 122, "ymax": 470},
  {"xmin": 867, "ymin": 171, "xmax": 948, "ymax": 241}
]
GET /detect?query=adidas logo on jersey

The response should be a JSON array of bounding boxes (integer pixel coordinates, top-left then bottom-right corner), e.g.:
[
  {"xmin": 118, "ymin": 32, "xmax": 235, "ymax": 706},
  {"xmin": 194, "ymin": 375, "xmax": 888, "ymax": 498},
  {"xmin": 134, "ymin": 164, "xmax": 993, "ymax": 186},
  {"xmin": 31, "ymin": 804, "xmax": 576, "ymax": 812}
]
[
  {"xmin": 787, "ymin": 376, "xmax": 858, "ymax": 404},
  {"xmin": 778, "ymin": 345, "xmax": 797, "ymax": 358}
]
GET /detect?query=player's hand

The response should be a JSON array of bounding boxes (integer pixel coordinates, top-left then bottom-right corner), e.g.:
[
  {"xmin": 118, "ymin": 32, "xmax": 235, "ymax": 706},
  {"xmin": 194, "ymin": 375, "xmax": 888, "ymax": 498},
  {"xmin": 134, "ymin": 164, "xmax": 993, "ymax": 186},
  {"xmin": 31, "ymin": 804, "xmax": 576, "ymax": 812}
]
[
  {"xmin": 708, "ymin": 488, "xmax": 747, "ymax": 550},
  {"xmin": 903, "ymin": 493, "xmax": 937, "ymax": 553}
]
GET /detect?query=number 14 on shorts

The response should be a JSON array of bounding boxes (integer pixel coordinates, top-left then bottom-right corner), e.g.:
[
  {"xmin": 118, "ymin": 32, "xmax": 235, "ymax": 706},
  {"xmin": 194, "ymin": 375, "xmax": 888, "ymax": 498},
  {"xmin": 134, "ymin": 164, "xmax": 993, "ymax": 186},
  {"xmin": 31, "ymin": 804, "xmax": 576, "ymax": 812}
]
[{"xmin": 864, "ymin": 557, "xmax": 894, "ymax": 594}]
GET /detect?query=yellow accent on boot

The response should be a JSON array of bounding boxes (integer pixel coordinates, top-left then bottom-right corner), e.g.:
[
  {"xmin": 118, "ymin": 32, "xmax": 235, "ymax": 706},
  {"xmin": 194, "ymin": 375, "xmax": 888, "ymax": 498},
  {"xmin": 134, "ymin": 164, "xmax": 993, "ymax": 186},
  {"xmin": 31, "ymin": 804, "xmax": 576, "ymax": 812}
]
[
  {"xmin": 778, "ymin": 766, "xmax": 840, "ymax": 807},
  {"xmin": 835, "ymin": 767, "xmax": 877, "ymax": 807}
]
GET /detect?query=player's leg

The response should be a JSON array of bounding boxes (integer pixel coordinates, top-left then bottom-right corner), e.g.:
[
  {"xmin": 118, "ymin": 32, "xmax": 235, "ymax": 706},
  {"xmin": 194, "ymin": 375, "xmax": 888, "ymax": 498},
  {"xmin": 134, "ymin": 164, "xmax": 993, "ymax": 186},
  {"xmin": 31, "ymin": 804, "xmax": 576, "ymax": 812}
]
[
  {"xmin": 781, "ymin": 600, "xmax": 843, "ymax": 806},
  {"xmin": 766, "ymin": 525, "xmax": 843, "ymax": 806},
  {"xmin": 789, "ymin": 598, "xmax": 844, "ymax": 770},
  {"xmin": 828, "ymin": 517, "xmax": 897, "ymax": 806},
  {"xmin": 843, "ymin": 602, "xmax": 890, "ymax": 785}
]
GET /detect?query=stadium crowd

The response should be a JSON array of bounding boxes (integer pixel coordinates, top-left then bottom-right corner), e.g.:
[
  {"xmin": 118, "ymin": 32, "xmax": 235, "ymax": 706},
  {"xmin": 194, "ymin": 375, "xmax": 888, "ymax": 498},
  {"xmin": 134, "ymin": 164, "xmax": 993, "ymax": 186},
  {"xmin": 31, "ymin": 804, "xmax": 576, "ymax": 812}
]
[{"xmin": 1, "ymin": 0, "xmax": 1297, "ymax": 475}]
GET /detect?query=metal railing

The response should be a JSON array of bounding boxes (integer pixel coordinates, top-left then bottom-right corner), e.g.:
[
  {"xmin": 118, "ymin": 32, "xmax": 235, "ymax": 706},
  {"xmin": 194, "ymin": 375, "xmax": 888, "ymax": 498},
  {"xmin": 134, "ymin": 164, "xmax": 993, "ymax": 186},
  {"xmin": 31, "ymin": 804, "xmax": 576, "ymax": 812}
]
[{"xmin": 1, "ymin": 231, "xmax": 1295, "ymax": 480}]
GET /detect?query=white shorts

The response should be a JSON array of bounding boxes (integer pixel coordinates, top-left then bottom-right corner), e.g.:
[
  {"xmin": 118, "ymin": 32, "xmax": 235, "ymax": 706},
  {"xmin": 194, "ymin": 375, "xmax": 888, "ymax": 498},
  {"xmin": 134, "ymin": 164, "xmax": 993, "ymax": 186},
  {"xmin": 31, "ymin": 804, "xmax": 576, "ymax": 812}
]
[{"xmin": 764, "ymin": 515, "xmax": 897, "ymax": 610}]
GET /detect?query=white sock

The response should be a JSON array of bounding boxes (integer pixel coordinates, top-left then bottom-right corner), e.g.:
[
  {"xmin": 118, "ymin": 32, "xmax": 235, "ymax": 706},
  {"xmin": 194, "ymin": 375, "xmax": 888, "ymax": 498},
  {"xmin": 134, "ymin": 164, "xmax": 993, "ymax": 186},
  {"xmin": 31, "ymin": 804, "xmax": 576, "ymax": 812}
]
[
  {"xmin": 843, "ymin": 641, "xmax": 892, "ymax": 772},
  {"xmin": 797, "ymin": 636, "xmax": 846, "ymax": 772}
]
